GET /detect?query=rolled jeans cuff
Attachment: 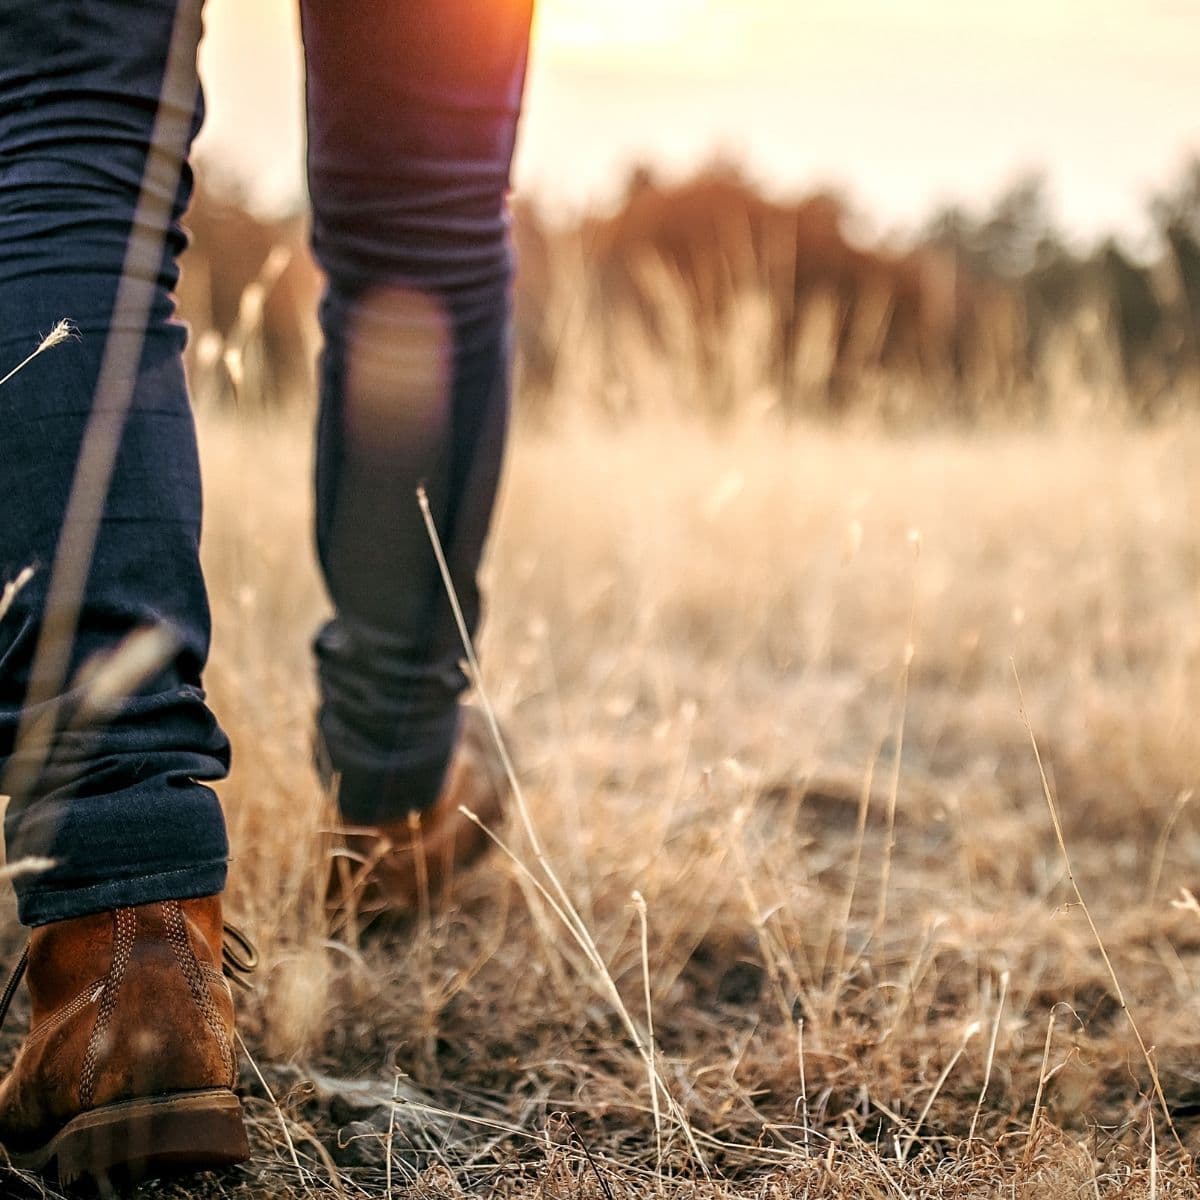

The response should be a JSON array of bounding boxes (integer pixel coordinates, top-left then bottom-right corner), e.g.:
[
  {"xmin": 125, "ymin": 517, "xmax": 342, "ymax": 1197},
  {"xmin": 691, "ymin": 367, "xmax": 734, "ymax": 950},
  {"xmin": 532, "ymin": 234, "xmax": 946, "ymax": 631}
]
[
  {"xmin": 17, "ymin": 861, "xmax": 228, "ymax": 928},
  {"xmin": 317, "ymin": 701, "xmax": 460, "ymax": 826}
]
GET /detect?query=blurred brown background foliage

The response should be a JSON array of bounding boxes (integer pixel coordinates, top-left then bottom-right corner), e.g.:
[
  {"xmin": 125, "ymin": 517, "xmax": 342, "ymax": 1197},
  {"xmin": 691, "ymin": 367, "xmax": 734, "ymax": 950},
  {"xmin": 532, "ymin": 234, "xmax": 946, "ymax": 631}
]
[{"xmin": 180, "ymin": 160, "xmax": 1200, "ymax": 422}]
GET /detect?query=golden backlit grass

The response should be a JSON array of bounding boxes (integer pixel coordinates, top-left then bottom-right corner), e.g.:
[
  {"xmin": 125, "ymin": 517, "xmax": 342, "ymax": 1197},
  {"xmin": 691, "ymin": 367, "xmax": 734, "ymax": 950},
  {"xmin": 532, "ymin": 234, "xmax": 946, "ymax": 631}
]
[{"xmin": 177, "ymin": 407, "xmax": 1200, "ymax": 1196}]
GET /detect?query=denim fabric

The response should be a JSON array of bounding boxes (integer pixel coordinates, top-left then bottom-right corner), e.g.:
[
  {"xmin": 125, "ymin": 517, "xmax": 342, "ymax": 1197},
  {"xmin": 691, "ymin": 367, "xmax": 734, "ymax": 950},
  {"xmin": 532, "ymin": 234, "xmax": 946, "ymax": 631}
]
[{"xmin": 0, "ymin": 0, "xmax": 531, "ymax": 925}]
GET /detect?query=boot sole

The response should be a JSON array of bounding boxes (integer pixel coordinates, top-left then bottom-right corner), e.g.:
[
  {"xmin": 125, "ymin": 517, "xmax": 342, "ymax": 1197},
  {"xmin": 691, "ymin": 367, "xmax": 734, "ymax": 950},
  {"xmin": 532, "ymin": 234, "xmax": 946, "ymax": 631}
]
[{"xmin": 7, "ymin": 1087, "xmax": 249, "ymax": 1188}]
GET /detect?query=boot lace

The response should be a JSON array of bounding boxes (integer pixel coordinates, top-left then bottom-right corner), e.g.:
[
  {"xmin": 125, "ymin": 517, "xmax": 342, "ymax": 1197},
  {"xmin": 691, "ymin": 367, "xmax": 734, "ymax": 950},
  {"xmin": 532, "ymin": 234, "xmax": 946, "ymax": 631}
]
[{"xmin": 0, "ymin": 919, "xmax": 258, "ymax": 1029}]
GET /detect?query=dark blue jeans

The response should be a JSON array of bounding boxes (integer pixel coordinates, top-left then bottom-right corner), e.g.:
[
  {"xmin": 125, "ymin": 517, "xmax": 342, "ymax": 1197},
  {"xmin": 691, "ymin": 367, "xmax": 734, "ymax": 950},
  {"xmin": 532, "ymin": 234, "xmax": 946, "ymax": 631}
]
[{"xmin": 0, "ymin": 0, "xmax": 532, "ymax": 926}]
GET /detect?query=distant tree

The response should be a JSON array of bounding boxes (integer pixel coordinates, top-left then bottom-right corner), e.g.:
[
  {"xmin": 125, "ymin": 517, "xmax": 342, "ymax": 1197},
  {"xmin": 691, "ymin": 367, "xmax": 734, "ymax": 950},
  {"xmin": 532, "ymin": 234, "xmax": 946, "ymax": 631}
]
[
  {"xmin": 976, "ymin": 173, "xmax": 1059, "ymax": 279},
  {"xmin": 1151, "ymin": 157, "xmax": 1200, "ymax": 361},
  {"xmin": 1152, "ymin": 157, "xmax": 1200, "ymax": 239},
  {"xmin": 924, "ymin": 174, "xmax": 1062, "ymax": 281}
]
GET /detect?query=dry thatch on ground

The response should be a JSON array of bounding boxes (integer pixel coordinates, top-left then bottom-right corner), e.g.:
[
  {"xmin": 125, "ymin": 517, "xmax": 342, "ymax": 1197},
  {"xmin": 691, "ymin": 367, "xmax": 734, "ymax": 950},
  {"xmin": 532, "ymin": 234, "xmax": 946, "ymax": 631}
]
[{"xmin": 7, "ymin": 411, "xmax": 1193, "ymax": 1197}]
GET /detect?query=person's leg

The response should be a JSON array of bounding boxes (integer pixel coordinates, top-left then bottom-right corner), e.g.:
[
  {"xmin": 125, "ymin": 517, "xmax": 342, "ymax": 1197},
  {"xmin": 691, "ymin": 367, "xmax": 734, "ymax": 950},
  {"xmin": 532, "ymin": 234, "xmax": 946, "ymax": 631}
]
[
  {"xmin": 0, "ymin": 5, "xmax": 251, "ymax": 1184},
  {"xmin": 300, "ymin": 1, "xmax": 533, "ymax": 826},
  {"xmin": 0, "ymin": 0, "xmax": 230, "ymax": 926}
]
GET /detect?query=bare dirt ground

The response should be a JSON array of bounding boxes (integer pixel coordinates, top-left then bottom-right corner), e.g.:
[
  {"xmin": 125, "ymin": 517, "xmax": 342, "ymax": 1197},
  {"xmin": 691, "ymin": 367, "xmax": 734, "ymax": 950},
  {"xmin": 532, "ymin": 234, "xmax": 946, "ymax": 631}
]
[{"xmin": 6, "ymin": 411, "xmax": 1200, "ymax": 1196}]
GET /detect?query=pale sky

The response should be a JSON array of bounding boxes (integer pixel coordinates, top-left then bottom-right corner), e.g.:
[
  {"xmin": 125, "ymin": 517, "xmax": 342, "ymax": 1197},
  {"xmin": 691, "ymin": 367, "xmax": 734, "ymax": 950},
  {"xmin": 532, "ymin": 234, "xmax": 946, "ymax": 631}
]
[{"xmin": 195, "ymin": 0, "xmax": 1200, "ymax": 247}]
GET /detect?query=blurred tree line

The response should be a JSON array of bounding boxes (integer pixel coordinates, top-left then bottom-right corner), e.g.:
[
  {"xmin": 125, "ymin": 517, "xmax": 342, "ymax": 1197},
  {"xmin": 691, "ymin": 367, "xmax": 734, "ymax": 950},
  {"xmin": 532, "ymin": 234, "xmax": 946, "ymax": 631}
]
[{"xmin": 180, "ymin": 158, "xmax": 1200, "ymax": 422}]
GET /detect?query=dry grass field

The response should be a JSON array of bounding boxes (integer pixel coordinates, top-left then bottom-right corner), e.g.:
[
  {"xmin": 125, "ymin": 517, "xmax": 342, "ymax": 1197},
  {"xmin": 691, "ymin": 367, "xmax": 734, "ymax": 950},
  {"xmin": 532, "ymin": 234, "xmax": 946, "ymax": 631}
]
[
  {"xmin": 5, "ymin": 184, "xmax": 1200, "ymax": 1192},
  {"xmin": 37, "ymin": 403, "xmax": 1189, "ymax": 1197}
]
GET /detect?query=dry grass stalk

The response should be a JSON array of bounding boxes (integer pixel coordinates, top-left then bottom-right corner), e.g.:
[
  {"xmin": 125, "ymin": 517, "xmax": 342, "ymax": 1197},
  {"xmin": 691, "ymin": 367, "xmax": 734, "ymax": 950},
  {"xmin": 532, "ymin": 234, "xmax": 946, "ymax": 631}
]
[
  {"xmin": 899, "ymin": 1018, "xmax": 980, "ymax": 1164},
  {"xmin": 1146, "ymin": 788, "xmax": 1192, "ymax": 902},
  {"xmin": 69, "ymin": 625, "xmax": 180, "ymax": 726},
  {"xmin": 873, "ymin": 531, "xmax": 920, "ymax": 944},
  {"xmin": 416, "ymin": 483, "xmax": 711, "ymax": 1176},
  {"xmin": 631, "ymin": 889, "xmax": 664, "ymax": 1167},
  {"xmin": 0, "ymin": 319, "xmax": 76, "ymax": 389},
  {"xmin": 1014, "ymin": 663, "xmax": 1186, "ymax": 1161},
  {"xmin": 1150, "ymin": 1108, "xmax": 1158, "ymax": 1200},
  {"xmin": 0, "ymin": 565, "xmax": 35, "ymax": 626},
  {"xmin": 1026, "ymin": 1004, "xmax": 1060, "ymax": 1162},
  {"xmin": 967, "ymin": 969, "xmax": 1009, "ymax": 1144},
  {"xmin": 0, "ymin": 857, "xmax": 57, "ymax": 883},
  {"xmin": 796, "ymin": 1016, "xmax": 811, "ymax": 1153},
  {"xmin": 237, "ymin": 1029, "xmax": 313, "ymax": 1194}
]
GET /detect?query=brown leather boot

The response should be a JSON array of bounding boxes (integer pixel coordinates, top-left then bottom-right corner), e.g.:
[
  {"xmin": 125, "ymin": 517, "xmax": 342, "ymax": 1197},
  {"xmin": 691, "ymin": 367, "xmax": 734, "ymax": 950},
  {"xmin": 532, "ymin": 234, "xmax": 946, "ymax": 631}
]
[
  {"xmin": 327, "ymin": 706, "xmax": 509, "ymax": 925},
  {"xmin": 0, "ymin": 896, "xmax": 251, "ymax": 1187}
]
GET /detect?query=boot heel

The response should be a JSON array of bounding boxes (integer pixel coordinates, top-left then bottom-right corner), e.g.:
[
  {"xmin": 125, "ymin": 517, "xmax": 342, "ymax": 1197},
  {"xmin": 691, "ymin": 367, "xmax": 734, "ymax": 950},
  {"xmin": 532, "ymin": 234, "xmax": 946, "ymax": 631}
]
[{"xmin": 47, "ymin": 1088, "xmax": 249, "ymax": 1187}]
